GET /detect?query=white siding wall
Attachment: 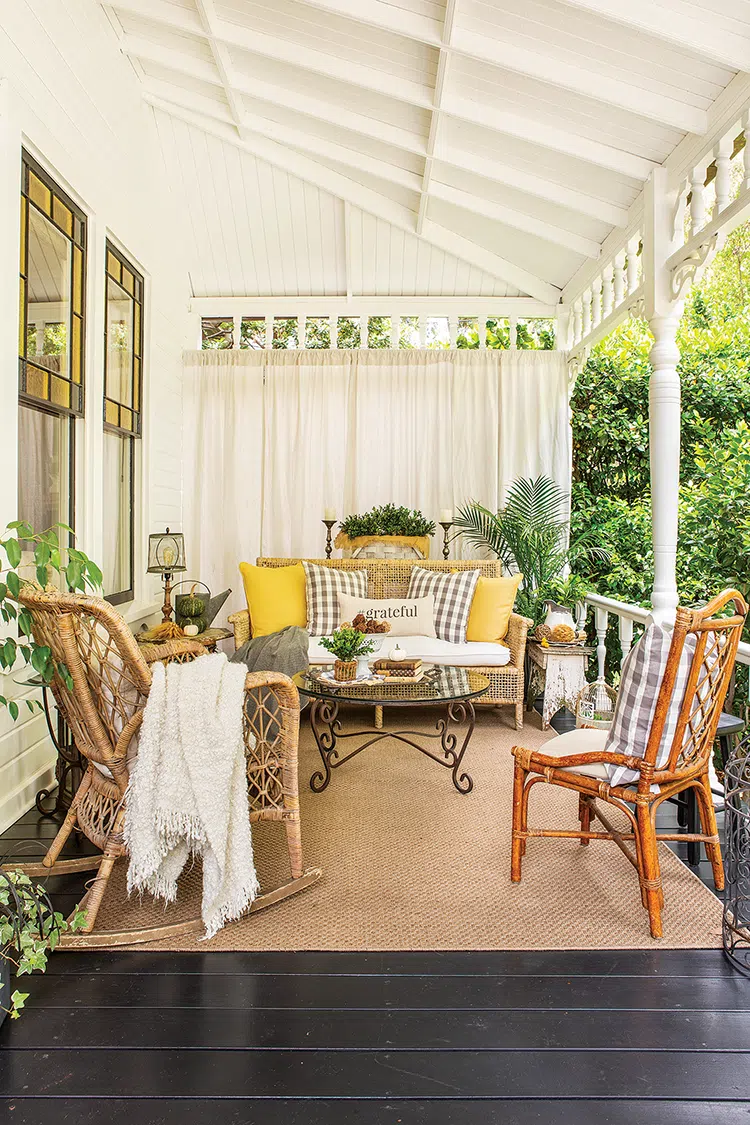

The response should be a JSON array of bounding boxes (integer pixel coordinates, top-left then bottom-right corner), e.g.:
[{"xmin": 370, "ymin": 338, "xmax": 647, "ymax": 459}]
[{"xmin": 0, "ymin": 0, "xmax": 191, "ymax": 831}]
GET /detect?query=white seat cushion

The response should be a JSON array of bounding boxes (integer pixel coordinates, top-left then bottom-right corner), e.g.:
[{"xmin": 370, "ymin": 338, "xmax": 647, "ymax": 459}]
[
  {"xmin": 534, "ymin": 727, "xmax": 610, "ymax": 780},
  {"xmin": 308, "ymin": 633, "xmax": 510, "ymax": 668}
]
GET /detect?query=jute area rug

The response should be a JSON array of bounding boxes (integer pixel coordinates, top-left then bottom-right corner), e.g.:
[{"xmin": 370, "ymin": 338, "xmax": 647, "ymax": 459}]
[{"xmin": 95, "ymin": 706, "xmax": 722, "ymax": 950}]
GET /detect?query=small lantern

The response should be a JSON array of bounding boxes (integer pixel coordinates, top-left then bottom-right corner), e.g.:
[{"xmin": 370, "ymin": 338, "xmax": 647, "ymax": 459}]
[
  {"xmin": 576, "ymin": 678, "xmax": 618, "ymax": 731},
  {"xmin": 147, "ymin": 528, "xmax": 186, "ymax": 621}
]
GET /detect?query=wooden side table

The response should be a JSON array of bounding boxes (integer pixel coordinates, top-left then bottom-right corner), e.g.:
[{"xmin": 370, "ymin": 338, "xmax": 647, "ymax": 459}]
[{"xmin": 526, "ymin": 640, "xmax": 594, "ymax": 730}]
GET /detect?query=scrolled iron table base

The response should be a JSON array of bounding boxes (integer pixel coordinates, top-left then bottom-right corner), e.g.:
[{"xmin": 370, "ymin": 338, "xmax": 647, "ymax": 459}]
[{"xmin": 308, "ymin": 697, "xmax": 476, "ymax": 794}]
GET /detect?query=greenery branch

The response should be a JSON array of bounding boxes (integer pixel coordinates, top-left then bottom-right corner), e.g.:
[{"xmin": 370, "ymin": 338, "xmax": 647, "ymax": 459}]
[
  {"xmin": 0, "ymin": 869, "xmax": 86, "ymax": 1019},
  {"xmin": 319, "ymin": 625, "xmax": 377, "ymax": 663},
  {"xmin": 453, "ymin": 476, "xmax": 606, "ymax": 626},
  {"xmin": 339, "ymin": 504, "xmax": 436, "ymax": 539},
  {"xmin": 0, "ymin": 522, "xmax": 103, "ymax": 720}
]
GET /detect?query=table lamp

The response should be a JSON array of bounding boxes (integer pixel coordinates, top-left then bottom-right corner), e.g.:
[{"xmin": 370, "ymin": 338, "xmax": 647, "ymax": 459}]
[{"xmin": 147, "ymin": 528, "xmax": 186, "ymax": 621}]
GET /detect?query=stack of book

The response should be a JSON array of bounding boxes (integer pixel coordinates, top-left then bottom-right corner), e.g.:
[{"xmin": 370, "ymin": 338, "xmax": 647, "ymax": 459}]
[{"xmin": 373, "ymin": 658, "xmax": 423, "ymax": 679}]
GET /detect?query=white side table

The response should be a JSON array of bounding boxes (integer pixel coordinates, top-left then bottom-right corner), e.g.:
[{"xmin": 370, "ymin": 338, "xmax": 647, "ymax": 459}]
[{"xmin": 526, "ymin": 640, "xmax": 594, "ymax": 730}]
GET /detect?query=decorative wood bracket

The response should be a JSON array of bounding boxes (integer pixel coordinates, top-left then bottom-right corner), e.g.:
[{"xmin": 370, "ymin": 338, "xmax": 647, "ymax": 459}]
[{"xmin": 670, "ymin": 231, "xmax": 725, "ymax": 300}]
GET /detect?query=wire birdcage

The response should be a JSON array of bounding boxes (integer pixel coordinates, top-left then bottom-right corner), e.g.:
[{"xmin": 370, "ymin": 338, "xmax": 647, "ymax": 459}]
[
  {"xmin": 575, "ymin": 678, "xmax": 618, "ymax": 731},
  {"xmin": 723, "ymin": 738, "xmax": 750, "ymax": 974}
]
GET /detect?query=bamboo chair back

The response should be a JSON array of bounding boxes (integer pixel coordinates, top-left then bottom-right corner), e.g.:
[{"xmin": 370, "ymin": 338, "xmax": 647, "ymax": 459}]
[
  {"xmin": 18, "ymin": 587, "xmax": 152, "ymax": 794},
  {"xmin": 643, "ymin": 590, "xmax": 747, "ymax": 784}
]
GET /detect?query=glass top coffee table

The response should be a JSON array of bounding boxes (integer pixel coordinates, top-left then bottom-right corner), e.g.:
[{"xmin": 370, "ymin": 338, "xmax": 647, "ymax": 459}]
[{"xmin": 293, "ymin": 666, "xmax": 490, "ymax": 795}]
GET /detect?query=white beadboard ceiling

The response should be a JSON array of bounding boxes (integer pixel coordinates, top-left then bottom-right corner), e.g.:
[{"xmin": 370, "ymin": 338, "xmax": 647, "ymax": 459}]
[{"xmin": 101, "ymin": 0, "xmax": 750, "ymax": 302}]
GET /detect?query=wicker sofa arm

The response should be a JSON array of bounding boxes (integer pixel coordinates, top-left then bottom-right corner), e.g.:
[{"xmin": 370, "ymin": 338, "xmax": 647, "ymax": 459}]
[
  {"xmin": 228, "ymin": 609, "xmax": 251, "ymax": 649},
  {"xmin": 505, "ymin": 612, "xmax": 533, "ymax": 669},
  {"xmin": 139, "ymin": 639, "xmax": 208, "ymax": 665}
]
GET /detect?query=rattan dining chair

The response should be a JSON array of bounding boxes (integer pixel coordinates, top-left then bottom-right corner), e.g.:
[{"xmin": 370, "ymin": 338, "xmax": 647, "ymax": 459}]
[
  {"xmin": 510, "ymin": 589, "xmax": 748, "ymax": 938},
  {"xmin": 4, "ymin": 586, "xmax": 320, "ymax": 948}
]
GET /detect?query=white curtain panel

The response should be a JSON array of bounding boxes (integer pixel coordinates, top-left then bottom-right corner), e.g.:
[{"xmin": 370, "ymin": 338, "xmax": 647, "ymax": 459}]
[
  {"xmin": 182, "ymin": 348, "xmax": 570, "ymax": 605},
  {"xmin": 182, "ymin": 351, "xmax": 264, "ymax": 614}
]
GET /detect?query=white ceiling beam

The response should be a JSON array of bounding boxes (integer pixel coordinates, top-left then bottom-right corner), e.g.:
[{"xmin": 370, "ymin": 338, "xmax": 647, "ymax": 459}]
[
  {"xmin": 191, "ymin": 296, "xmax": 558, "ymax": 315},
  {"xmin": 554, "ymin": 0, "xmax": 750, "ymax": 74},
  {"xmin": 273, "ymin": 0, "xmax": 443, "ymax": 45},
  {"xmin": 143, "ymin": 61, "xmax": 630, "ymax": 229},
  {"xmin": 112, "ymin": 0, "xmax": 674, "ymax": 175},
  {"xmin": 431, "ymin": 181, "xmax": 601, "ymax": 258},
  {"xmin": 420, "ymin": 220, "xmax": 561, "ymax": 304},
  {"xmin": 194, "ymin": 0, "xmax": 246, "ymax": 140},
  {"xmin": 438, "ymin": 149, "xmax": 628, "ymax": 227},
  {"xmin": 145, "ymin": 94, "xmax": 561, "ymax": 303},
  {"xmin": 116, "ymin": 15, "xmax": 658, "ymax": 184},
  {"xmin": 147, "ymin": 73, "xmax": 619, "ymax": 249},
  {"xmin": 215, "ymin": 18, "xmax": 432, "ymax": 112},
  {"xmin": 417, "ymin": 0, "xmax": 457, "ymax": 236},
  {"xmin": 451, "ymin": 26, "xmax": 708, "ymax": 136},
  {"xmin": 444, "ymin": 92, "xmax": 656, "ymax": 181}
]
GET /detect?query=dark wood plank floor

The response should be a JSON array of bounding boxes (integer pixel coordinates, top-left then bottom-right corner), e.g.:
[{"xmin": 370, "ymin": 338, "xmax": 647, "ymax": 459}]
[{"xmin": 0, "ymin": 796, "xmax": 748, "ymax": 1124}]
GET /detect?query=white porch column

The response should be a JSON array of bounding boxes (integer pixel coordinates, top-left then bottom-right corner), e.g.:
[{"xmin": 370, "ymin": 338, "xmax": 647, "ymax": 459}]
[{"xmin": 643, "ymin": 168, "xmax": 682, "ymax": 624}]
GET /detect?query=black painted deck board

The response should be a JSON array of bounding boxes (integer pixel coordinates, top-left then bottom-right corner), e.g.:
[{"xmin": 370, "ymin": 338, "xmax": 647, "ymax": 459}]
[
  {"xmin": 1, "ymin": 1101, "xmax": 749, "ymax": 1125},
  {"xmin": 22, "ymin": 970, "xmax": 750, "ymax": 1010},
  {"xmin": 0, "ymin": 802, "xmax": 746, "ymax": 1120},
  {"xmin": 43, "ymin": 947, "xmax": 736, "ymax": 976},
  {"xmin": 3, "ymin": 1047, "xmax": 750, "ymax": 1098},
  {"xmin": 5, "ymin": 1006, "xmax": 750, "ymax": 1050}
]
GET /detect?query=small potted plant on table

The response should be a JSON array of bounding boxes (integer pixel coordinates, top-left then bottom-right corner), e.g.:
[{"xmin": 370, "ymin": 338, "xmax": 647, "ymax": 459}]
[{"xmin": 320, "ymin": 625, "xmax": 379, "ymax": 682}]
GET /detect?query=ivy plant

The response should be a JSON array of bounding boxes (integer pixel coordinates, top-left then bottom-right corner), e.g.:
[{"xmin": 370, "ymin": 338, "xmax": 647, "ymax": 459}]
[
  {"xmin": 0, "ymin": 522, "xmax": 103, "ymax": 720},
  {"xmin": 0, "ymin": 869, "xmax": 87, "ymax": 1019}
]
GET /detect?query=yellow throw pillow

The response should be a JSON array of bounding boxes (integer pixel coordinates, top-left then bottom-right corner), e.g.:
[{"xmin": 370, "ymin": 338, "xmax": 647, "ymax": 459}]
[
  {"xmin": 239, "ymin": 562, "xmax": 307, "ymax": 638},
  {"xmin": 466, "ymin": 573, "xmax": 523, "ymax": 644}
]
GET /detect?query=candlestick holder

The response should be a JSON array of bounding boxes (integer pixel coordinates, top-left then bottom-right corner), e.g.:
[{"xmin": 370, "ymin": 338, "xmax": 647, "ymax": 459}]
[
  {"xmin": 439, "ymin": 521, "xmax": 453, "ymax": 560},
  {"xmin": 323, "ymin": 518, "xmax": 337, "ymax": 559}
]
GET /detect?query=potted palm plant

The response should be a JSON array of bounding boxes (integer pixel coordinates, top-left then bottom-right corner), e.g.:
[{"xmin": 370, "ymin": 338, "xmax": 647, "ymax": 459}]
[
  {"xmin": 452, "ymin": 476, "xmax": 605, "ymax": 627},
  {"xmin": 0, "ymin": 869, "xmax": 86, "ymax": 1026}
]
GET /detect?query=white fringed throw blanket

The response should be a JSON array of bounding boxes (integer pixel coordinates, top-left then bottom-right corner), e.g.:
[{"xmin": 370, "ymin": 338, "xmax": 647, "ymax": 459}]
[{"xmin": 124, "ymin": 652, "xmax": 259, "ymax": 938}]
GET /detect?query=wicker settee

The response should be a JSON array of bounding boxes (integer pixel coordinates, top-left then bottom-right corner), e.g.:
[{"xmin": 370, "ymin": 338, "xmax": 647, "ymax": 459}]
[{"xmin": 228, "ymin": 557, "xmax": 532, "ymax": 729}]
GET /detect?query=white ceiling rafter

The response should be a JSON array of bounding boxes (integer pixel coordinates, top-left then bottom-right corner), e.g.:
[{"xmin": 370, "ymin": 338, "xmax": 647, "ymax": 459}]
[
  {"xmin": 416, "ymin": 0, "xmax": 457, "ymax": 237},
  {"xmin": 193, "ymin": 0, "xmax": 247, "ymax": 141},
  {"xmin": 113, "ymin": 4, "xmax": 660, "ymax": 181},
  {"xmin": 103, "ymin": 0, "xmax": 750, "ymax": 303},
  {"xmin": 555, "ymin": 0, "xmax": 750, "ymax": 73},
  {"xmin": 145, "ymin": 94, "xmax": 562, "ymax": 304}
]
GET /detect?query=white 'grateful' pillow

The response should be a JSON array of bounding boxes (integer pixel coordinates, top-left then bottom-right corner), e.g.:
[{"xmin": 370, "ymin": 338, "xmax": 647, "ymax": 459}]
[{"xmin": 337, "ymin": 592, "xmax": 436, "ymax": 638}]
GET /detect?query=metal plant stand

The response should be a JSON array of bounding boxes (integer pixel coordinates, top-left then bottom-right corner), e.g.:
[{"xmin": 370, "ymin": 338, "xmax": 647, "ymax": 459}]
[
  {"xmin": 722, "ymin": 740, "xmax": 750, "ymax": 974},
  {"xmin": 35, "ymin": 686, "xmax": 85, "ymax": 817}
]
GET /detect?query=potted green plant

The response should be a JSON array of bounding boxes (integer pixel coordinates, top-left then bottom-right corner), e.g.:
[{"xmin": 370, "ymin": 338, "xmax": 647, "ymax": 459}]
[
  {"xmin": 0, "ymin": 521, "xmax": 102, "ymax": 718},
  {"xmin": 453, "ymin": 476, "xmax": 605, "ymax": 627},
  {"xmin": 0, "ymin": 869, "xmax": 86, "ymax": 1026},
  {"xmin": 336, "ymin": 505, "xmax": 436, "ymax": 559},
  {"xmin": 319, "ymin": 624, "xmax": 378, "ymax": 681}
]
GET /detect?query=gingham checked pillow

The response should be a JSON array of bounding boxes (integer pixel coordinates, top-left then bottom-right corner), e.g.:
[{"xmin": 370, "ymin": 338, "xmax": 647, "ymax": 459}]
[
  {"xmin": 605, "ymin": 623, "xmax": 723, "ymax": 787},
  {"xmin": 407, "ymin": 567, "xmax": 480, "ymax": 645},
  {"xmin": 303, "ymin": 562, "xmax": 368, "ymax": 636}
]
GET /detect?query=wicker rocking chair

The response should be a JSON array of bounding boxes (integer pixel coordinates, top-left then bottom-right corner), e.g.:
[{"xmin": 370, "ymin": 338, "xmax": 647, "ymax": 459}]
[
  {"xmin": 510, "ymin": 589, "xmax": 748, "ymax": 939},
  {"xmin": 3, "ymin": 587, "xmax": 321, "ymax": 948}
]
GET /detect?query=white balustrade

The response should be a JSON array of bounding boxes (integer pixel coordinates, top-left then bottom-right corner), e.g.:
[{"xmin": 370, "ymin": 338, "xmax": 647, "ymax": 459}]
[
  {"xmin": 690, "ymin": 170, "xmax": 707, "ymax": 234},
  {"xmin": 626, "ymin": 235, "xmax": 640, "ymax": 294},
  {"xmin": 298, "ymin": 314, "xmax": 306, "ymax": 349},
  {"xmin": 330, "ymin": 314, "xmax": 338, "ymax": 348},
  {"xmin": 602, "ymin": 264, "xmax": 614, "ymax": 319},
  {"xmin": 449, "ymin": 315, "xmax": 458, "ymax": 348},
  {"xmin": 592, "ymin": 277, "xmax": 603, "ymax": 328},
  {"xmin": 390, "ymin": 313, "xmax": 400, "ymax": 348},
  {"xmin": 715, "ymin": 135, "xmax": 733, "ymax": 215},
  {"xmin": 581, "ymin": 290, "xmax": 592, "ymax": 338},
  {"xmin": 586, "ymin": 592, "xmax": 750, "ymax": 702},
  {"xmin": 479, "ymin": 316, "xmax": 487, "ymax": 349}
]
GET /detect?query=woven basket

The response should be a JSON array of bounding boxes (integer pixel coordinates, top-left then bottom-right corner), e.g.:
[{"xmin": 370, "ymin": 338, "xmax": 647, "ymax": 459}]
[{"xmin": 334, "ymin": 659, "xmax": 358, "ymax": 682}]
